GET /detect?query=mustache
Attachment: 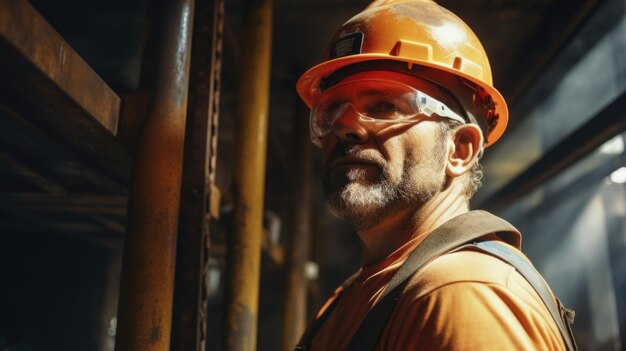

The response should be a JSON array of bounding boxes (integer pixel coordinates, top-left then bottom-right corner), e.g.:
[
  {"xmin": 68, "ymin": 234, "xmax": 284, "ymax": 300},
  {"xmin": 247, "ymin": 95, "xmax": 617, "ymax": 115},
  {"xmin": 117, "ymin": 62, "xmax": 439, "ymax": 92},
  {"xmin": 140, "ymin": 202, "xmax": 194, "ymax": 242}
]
[{"xmin": 324, "ymin": 143, "xmax": 385, "ymax": 174}]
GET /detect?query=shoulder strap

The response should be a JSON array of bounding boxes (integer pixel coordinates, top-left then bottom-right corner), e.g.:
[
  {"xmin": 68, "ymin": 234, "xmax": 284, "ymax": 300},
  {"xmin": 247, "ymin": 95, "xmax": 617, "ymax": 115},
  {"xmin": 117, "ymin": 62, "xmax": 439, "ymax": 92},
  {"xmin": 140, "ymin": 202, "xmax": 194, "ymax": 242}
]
[
  {"xmin": 467, "ymin": 241, "xmax": 578, "ymax": 351},
  {"xmin": 380, "ymin": 210, "xmax": 520, "ymax": 301},
  {"xmin": 344, "ymin": 210, "xmax": 521, "ymax": 351}
]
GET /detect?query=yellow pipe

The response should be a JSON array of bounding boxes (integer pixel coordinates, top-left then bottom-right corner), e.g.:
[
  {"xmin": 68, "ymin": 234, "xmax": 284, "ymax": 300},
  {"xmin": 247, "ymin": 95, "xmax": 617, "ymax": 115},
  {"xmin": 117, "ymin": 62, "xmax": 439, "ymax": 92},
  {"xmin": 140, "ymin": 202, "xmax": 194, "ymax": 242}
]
[{"xmin": 222, "ymin": 0, "xmax": 272, "ymax": 348}]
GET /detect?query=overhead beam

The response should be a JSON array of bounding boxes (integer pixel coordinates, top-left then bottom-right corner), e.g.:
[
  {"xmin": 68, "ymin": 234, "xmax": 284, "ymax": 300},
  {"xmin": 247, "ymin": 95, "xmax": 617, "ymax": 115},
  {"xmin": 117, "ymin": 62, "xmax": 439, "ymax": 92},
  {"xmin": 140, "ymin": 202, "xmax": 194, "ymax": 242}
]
[
  {"xmin": 0, "ymin": 0, "xmax": 129, "ymax": 183},
  {"xmin": 480, "ymin": 89, "xmax": 626, "ymax": 213},
  {"xmin": 0, "ymin": 0, "xmax": 120, "ymax": 131}
]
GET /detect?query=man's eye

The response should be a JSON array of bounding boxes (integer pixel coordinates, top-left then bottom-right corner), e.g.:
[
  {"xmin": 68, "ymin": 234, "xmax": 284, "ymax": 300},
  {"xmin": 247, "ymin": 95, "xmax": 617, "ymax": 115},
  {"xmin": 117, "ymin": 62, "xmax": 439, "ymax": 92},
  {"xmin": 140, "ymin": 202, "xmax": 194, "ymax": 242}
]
[
  {"xmin": 325, "ymin": 100, "xmax": 348, "ymax": 117},
  {"xmin": 368, "ymin": 101, "xmax": 400, "ymax": 118},
  {"xmin": 377, "ymin": 102, "xmax": 397, "ymax": 112}
]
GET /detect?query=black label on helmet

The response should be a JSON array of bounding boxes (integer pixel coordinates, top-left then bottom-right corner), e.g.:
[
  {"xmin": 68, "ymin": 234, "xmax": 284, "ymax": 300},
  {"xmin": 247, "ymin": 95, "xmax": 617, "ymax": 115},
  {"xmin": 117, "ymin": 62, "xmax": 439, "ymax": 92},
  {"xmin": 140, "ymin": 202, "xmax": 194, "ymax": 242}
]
[{"xmin": 329, "ymin": 32, "xmax": 364, "ymax": 59}]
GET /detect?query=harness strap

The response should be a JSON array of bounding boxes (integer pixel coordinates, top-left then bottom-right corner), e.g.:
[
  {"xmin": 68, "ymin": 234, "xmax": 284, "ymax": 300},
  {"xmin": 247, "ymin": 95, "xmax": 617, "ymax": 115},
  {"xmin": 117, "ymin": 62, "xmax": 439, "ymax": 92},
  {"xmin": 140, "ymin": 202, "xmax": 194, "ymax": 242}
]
[
  {"xmin": 344, "ymin": 210, "xmax": 521, "ymax": 351},
  {"xmin": 466, "ymin": 241, "xmax": 578, "ymax": 351}
]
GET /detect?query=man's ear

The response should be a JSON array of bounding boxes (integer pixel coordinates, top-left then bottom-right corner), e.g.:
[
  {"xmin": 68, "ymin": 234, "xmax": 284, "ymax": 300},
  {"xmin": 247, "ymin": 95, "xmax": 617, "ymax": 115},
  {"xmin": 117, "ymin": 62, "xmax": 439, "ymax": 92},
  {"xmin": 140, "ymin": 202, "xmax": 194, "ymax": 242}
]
[{"xmin": 446, "ymin": 124, "xmax": 484, "ymax": 178}]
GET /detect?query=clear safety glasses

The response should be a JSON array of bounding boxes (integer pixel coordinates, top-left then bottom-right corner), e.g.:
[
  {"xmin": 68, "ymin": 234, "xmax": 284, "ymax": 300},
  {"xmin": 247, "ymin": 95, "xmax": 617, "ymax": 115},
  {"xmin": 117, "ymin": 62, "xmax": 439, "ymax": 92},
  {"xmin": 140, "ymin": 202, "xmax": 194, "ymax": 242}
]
[{"xmin": 310, "ymin": 79, "xmax": 466, "ymax": 145}]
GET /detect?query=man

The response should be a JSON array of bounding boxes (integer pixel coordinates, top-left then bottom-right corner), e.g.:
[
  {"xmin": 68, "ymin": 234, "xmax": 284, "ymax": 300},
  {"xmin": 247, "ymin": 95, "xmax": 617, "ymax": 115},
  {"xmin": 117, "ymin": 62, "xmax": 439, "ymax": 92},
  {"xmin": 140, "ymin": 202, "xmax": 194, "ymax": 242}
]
[{"xmin": 294, "ymin": 0, "xmax": 577, "ymax": 350}]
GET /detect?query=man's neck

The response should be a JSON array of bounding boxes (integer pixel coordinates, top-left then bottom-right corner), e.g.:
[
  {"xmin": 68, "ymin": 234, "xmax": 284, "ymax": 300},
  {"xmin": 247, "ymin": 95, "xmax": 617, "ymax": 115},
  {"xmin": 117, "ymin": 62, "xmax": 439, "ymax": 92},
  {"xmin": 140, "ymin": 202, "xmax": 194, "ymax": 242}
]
[{"xmin": 357, "ymin": 183, "xmax": 470, "ymax": 265}]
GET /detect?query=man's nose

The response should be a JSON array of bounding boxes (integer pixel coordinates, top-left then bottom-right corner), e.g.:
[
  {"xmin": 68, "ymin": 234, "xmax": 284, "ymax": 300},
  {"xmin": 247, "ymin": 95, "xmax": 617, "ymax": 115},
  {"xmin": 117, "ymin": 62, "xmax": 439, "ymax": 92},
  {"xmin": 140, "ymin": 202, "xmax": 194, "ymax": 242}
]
[{"xmin": 330, "ymin": 104, "xmax": 369, "ymax": 144}]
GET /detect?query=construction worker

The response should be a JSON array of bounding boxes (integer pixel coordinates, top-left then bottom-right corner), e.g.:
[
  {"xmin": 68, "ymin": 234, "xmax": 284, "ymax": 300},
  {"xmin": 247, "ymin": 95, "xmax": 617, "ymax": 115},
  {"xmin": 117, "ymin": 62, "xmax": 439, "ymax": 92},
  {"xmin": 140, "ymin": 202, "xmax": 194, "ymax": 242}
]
[{"xmin": 294, "ymin": 0, "xmax": 577, "ymax": 350}]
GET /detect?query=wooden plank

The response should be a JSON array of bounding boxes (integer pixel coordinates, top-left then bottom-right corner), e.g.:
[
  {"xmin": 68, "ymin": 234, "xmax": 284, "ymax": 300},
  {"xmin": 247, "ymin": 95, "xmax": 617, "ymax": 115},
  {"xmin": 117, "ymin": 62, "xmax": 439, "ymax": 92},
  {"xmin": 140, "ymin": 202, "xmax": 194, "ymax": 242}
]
[
  {"xmin": 0, "ymin": 211, "xmax": 124, "ymax": 249},
  {"xmin": 1, "ymin": 208, "xmax": 106, "ymax": 233},
  {"xmin": 1, "ymin": 221, "xmax": 106, "ymax": 235},
  {"xmin": 88, "ymin": 214, "xmax": 126, "ymax": 234},
  {"xmin": 0, "ymin": 0, "xmax": 120, "ymax": 132},
  {"xmin": 0, "ymin": 153, "xmax": 66, "ymax": 194},
  {"xmin": 0, "ymin": 0, "xmax": 129, "ymax": 183},
  {"xmin": 0, "ymin": 200, "xmax": 126, "ymax": 246},
  {"xmin": 0, "ymin": 193, "xmax": 127, "ymax": 216},
  {"xmin": 0, "ymin": 101, "xmax": 128, "ymax": 193}
]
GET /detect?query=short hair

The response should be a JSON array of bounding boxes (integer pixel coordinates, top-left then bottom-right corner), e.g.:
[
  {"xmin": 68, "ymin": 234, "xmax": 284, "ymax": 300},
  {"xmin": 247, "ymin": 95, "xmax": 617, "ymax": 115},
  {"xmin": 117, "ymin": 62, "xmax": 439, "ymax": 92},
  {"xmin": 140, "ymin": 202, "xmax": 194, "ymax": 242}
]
[{"xmin": 439, "ymin": 119, "xmax": 484, "ymax": 199}]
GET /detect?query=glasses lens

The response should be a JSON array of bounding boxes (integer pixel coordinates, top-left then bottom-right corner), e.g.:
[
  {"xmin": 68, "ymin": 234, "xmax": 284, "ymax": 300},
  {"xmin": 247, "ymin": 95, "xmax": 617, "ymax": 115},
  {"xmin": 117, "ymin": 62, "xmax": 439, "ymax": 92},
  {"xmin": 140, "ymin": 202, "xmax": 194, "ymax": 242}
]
[
  {"xmin": 310, "ymin": 79, "xmax": 465, "ymax": 143},
  {"xmin": 356, "ymin": 89, "xmax": 418, "ymax": 121},
  {"xmin": 311, "ymin": 80, "xmax": 417, "ymax": 135}
]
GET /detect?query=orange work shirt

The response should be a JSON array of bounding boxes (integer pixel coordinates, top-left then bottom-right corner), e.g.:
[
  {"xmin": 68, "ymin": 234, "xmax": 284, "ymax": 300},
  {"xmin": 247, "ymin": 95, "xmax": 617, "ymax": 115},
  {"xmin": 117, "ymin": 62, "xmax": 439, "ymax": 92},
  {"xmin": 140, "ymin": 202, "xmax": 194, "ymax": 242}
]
[{"xmin": 308, "ymin": 237, "xmax": 566, "ymax": 350}]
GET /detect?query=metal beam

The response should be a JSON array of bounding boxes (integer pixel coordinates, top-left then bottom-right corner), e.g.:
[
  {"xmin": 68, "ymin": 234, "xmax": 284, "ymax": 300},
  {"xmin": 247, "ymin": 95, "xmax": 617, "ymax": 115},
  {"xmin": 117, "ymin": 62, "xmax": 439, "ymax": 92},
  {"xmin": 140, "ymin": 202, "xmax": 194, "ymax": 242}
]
[
  {"xmin": 114, "ymin": 0, "xmax": 195, "ymax": 349},
  {"xmin": 480, "ymin": 89, "xmax": 626, "ymax": 212},
  {"xmin": 500, "ymin": 0, "xmax": 603, "ymax": 115},
  {"xmin": 0, "ymin": 0, "xmax": 128, "ymax": 183},
  {"xmin": 222, "ymin": 0, "xmax": 273, "ymax": 348},
  {"xmin": 171, "ymin": 0, "xmax": 224, "ymax": 349}
]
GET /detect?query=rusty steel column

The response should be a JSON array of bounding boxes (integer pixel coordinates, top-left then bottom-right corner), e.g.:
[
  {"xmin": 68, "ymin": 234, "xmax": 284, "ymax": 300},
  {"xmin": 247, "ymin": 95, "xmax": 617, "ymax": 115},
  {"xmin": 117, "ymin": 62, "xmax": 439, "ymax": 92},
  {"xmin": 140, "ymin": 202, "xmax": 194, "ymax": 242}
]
[
  {"xmin": 171, "ymin": 0, "xmax": 224, "ymax": 349},
  {"xmin": 114, "ymin": 0, "xmax": 194, "ymax": 350},
  {"xmin": 281, "ymin": 100, "xmax": 313, "ymax": 351},
  {"xmin": 222, "ymin": 0, "xmax": 273, "ymax": 348}
]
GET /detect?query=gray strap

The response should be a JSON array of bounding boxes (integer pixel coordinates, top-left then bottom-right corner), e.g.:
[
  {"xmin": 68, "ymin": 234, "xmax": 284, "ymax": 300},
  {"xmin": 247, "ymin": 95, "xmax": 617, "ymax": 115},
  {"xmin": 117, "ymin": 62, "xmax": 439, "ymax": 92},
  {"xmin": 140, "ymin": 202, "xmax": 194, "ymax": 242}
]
[
  {"xmin": 380, "ymin": 210, "xmax": 520, "ymax": 302},
  {"xmin": 344, "ymin": 210, "xmax": 521, "ymax": 351},
  {"xmin": 469, "ymin": 241, "xmax": 578, "ymax": 351}
]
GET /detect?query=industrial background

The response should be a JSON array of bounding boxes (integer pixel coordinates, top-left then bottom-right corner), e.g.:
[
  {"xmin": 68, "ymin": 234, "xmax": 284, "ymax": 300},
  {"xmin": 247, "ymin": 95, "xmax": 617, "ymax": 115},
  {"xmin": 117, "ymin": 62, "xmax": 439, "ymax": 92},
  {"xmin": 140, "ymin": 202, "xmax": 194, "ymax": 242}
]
[{"xmin": 0, "ymin": 0, "xmax": 625, "ymax": 350}]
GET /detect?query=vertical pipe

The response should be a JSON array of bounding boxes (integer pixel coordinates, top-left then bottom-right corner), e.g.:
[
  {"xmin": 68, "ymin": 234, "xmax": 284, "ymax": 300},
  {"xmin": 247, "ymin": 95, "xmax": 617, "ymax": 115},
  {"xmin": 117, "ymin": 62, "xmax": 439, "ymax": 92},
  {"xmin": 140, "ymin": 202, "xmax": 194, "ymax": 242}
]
[
  {"xmin": 281, "ymin": 100, "xmax": 313, "ymax": 351},
  {"xmin": 222, "ymin": 0, "xmax": 272, "ymax": 348},
  {"xmin": 171, "ymin": 0, "xmax": 224, "ymax": 349},
  {"xmin": 114, "ymin": 0, "xmax": 194, "ymax": 350}
]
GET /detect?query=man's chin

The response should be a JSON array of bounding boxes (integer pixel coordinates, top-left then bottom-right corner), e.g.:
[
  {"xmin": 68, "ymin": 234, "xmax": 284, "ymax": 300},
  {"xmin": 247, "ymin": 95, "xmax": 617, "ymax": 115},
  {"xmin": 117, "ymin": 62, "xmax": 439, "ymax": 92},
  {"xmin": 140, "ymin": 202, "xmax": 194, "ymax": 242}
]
[
  {"xmin": 326, "ymin": 201, "xmax": 379, "ymax": 230},
  {"xmin": 325, "ymin": 183, "xmax": 395, "ymax": 229}
]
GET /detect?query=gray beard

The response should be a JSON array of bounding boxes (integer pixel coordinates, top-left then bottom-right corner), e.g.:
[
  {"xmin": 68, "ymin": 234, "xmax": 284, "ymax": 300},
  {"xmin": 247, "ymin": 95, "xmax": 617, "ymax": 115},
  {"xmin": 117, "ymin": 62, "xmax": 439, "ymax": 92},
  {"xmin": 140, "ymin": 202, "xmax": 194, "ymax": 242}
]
[{"xmin": 323, "ymin": 146, "xmax": 446, "ymax": 230}]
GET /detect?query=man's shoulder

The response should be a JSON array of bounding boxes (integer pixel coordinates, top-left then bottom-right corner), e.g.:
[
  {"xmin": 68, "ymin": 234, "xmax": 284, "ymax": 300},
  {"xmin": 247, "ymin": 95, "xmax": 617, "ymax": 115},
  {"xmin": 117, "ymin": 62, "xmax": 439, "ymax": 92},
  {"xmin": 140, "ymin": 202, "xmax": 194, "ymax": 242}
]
[
  {"xmin": 380, "ymin": 245, "xmax": 566, "ymax": 350},
  {"xmin": 405, "ymin": 245, "xmax": 521, "ymax": 299}
]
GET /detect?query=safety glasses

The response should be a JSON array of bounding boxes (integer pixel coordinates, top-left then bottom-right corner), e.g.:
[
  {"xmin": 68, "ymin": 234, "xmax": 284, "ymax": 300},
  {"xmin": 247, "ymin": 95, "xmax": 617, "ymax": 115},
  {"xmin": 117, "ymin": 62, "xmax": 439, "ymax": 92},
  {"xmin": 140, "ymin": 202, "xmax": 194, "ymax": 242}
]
[{"xmin": 310, "ymin": 79, "xmax": 466, "ymax": 145}]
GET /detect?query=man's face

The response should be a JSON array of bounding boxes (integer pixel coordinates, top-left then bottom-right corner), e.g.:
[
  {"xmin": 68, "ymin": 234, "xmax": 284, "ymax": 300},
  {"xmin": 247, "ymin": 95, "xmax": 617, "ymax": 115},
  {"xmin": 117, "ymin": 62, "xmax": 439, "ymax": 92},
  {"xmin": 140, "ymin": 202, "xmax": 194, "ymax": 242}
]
[{"xmin": 318, "ymin": 71, "xmax": 452, "ymax": 229}]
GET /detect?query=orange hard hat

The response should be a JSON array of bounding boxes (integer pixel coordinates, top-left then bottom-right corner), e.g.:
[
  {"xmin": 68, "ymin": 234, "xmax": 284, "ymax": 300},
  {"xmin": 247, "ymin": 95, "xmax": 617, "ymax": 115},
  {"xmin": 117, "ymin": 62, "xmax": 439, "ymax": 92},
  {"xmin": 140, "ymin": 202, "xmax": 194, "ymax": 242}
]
[{"xmin": 297, "ymin": 0, "xmax": 508, "ymax": 146}]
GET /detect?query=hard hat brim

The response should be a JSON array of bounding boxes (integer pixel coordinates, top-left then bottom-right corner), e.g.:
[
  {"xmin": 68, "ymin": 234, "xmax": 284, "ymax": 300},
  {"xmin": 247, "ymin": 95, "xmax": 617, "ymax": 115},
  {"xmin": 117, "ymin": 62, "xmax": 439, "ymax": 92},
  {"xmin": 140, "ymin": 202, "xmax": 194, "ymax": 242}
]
[{"xmin": 297, "ymin": 54, "xmax": 508, "ymax": 147}]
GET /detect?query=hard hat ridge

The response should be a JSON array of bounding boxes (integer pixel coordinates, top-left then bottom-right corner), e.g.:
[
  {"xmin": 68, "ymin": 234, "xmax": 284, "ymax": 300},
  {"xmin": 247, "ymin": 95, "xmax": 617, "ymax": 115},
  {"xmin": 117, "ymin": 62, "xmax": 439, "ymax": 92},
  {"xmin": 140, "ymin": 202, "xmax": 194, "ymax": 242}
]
[{"xmin": 365, "ymin": 0, "xmax": 436, "ymax": 9}]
